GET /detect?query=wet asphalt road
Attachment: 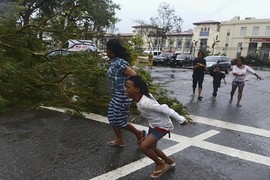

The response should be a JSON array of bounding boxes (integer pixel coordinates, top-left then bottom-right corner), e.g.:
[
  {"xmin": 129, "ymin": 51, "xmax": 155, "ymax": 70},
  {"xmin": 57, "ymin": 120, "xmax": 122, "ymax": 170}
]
[{"xmin": 0, "ymin": 67, "xmax": 270, "ymax": 180}]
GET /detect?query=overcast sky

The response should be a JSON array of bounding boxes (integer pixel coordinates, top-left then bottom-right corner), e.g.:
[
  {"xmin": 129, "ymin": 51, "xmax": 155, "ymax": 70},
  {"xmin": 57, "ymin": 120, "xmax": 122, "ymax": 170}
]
[{"xmin": 112, "ymin": 0, "xmax": 270, "ymax": 33}]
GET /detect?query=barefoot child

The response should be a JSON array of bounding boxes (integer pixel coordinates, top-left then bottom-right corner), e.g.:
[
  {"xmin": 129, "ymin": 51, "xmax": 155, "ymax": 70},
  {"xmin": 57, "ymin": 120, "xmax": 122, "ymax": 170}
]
[
  {"xmin": 125, "ymin": 75, "xmax": 187, "ymax": 179},
  {"xmin": 210, "ymin": 65, "xmax": 226, "ymax": 101}
]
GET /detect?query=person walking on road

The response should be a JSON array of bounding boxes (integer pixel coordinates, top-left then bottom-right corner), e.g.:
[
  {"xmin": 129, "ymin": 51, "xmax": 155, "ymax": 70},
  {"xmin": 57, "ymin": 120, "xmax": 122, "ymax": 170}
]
[
  {"xmin": 107, "ymin": 38, "xmax": 144, "ymax": 147},
  {"xmin": 192, "ymin": 50, "xmax": 206, "ymax": 100},
  {"xmin": 125, "ymin": 75, "xmax": 187, "ymax": 179},
  {"xmin": 229, "ymin": 56, "xmax": 261, "ymax": 107},
  {"xmin": 210, "ymin": 65, "xmax": 226, "ymax": 101}
]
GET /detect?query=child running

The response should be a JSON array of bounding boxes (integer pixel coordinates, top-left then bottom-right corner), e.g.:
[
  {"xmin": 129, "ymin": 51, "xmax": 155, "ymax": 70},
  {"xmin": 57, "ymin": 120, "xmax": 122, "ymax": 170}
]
[
  {"xmin": 210, "ymin": 65, "xmax": 226, "ymax": 101},
  {"xmin": 125, "ymin": 75, "xmax": 187, "ymax": 179}
]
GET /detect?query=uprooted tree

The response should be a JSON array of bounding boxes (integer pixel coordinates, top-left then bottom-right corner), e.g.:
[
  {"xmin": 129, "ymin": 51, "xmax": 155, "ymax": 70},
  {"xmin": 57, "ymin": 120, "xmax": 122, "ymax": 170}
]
[
  {"xmin": 0, "ymin": 0, "xmax": 120, "ymax": 113},
  {"xmin": 0, "ymin": 0, "xmax": 191, "ymax": 119}
]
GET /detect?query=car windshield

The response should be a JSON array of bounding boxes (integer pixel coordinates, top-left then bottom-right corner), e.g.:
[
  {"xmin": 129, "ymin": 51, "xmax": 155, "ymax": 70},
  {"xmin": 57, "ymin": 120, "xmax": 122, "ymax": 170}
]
[
  {"xmin": 159, "ymin": 53, "xmax": 169, "ymax": 57},
  {"xmin": 205, "ymin": 56, "xmax": 218, "ymax": 62}
]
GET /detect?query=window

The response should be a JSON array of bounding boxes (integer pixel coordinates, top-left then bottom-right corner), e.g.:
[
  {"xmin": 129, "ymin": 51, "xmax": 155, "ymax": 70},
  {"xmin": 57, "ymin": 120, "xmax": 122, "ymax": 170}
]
[
  {"xmin": 238, "ymin": 42, "xmax": 243, "ymax": 48},
  {"xmin": 240, "ymin": 27, "xmax": 247, "ymax": 36},
  {"xmin": 266, "ymin": 26, "xmax": 270, "ymax": 36},
  {"xmin": 252, "ymin": 26, "xmax": 259, "ymax": 35},
  {"xmin": 177, "ymin": 40, "xmax": 182, "ymax": 48}
]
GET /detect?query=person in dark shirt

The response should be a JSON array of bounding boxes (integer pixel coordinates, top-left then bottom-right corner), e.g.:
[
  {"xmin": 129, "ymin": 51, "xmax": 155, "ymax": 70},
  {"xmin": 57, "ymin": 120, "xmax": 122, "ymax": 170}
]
[
  {"xmin": 192, "ymin": 50, "xmax": 206, "ymax": 100},
  {"xmin": 210, "ymin": 65, "xmax": 226, "ymax": 101}
]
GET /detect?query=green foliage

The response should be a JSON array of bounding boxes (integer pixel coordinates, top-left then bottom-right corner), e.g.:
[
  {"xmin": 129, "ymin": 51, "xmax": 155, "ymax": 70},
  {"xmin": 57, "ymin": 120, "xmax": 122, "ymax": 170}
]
[
  {"xmin": 0, "ymin": 0, "xmax": 190, "ymax": 120},
  {"xmin": 204, "ymin": 50, "xmax": 211, "ymax": 57},
  {"xmin": 244, "ymin": 53, "xmax": 270, "ymax": 67},
  {"xmin": 130, "ymin": 34, "xmax": 144, "ymax": 51},
  {"xmin": 0, "ymin": 96, "xmax": 8, "ymax": 114}
]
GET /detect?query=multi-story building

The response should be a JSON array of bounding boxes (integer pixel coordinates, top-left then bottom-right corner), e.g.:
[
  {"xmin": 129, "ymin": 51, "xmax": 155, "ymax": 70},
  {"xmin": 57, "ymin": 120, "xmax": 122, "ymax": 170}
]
[
  {"xmin": 219, "ymin": 16, "xmax": 270, "ymax": 60},
  {"xmin": 192, "ymin": 20, "xmax": 221, "ymax": 55},
  {"xmin": 192, "ymin": 17, "xmax": 270, "ymax": 60},
  {"xmin": 164, "ymin": 31, "xmax": 193, "ymax": 54},
  {"xmin": 132, "ymin": 25, "xmax": 193, "ymax": 54},
  {"xmin": 100, "ymin": 17, "xmax": 270, "ymax": 61}
]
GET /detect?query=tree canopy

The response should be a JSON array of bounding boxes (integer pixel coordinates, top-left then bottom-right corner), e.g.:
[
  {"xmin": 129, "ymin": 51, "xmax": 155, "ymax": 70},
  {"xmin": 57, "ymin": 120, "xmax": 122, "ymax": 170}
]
[
  {"xmin": 0, "ymin": 0, "xmax": 120, "ymax": 114},
  {"xmin": 135, "ymin": 2, "xmax": 183, "ymax": 50}
]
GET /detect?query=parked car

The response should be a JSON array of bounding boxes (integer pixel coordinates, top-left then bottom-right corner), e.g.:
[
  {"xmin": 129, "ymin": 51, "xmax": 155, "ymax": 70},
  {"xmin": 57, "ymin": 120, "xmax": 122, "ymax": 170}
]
[
  {"xmin": 47, "ymin": 39, "xmax": 98, "ymax": 57},
  {"xmin": 205, "ymin": 55, "xmax": 231, "ymax": 74},
  {"xmin": 47, "ymin": 49, "xmax": 72, "ymax": 56},
  {"xmin": 153, "ymin": 52, "xmax": 173, "ymax": 66},
  {"xmin": 143, "ymin": 50, "xmax": 162, "ymax": 58},
  {"xmin": 170, "ymin": 54, "xmax": 194, "ymax": 67},
  {"xmin": 61, "ymin": 39, "xmax": 97, "ymax": 52}
]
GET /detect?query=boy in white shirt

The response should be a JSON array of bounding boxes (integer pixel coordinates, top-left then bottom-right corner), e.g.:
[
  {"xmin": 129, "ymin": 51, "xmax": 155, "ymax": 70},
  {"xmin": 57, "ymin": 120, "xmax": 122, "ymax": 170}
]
[{"xmin": 125, "ymin": 75, "xmax": 187, "ymax": 178}]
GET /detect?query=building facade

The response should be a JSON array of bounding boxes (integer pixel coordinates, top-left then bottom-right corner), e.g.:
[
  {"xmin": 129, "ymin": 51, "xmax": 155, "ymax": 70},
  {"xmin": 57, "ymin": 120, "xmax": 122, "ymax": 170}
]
[
  {"xmin": 192, "ymin": 20, "xmax": 221, "ymax": 56},
  {"xmin": 132, "ymin": 25, "xmax": 193, "ymax": 54},
  {"xmin": 100, "ymin": 17, "xmax": 270, "ymax": 61},
  {"xmin": 192, "ymin": 17, "xmax": 270, "ymax": 60},
  {"xmin": 219, "ymin": 16, "xmax": 270, "ymax": 60}
]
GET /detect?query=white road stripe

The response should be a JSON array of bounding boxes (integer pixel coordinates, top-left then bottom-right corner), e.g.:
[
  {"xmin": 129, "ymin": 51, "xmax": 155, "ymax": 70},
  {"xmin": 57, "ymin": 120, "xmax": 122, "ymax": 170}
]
[
  {"xmin": 193, "ymin": 140, "xmax": 270, "ymax": 167},
  {"xmin": 90, "ymin": 130, "xmax": 219, "ymax": 180},
  {"xmin": 44, "ymin": 107, "xmax": 270, "ymax": 138},
  {"xmin": 190, "ymin": 115, "xmax": 270, "ymax": 138},
  {"xmin": 41, "ymin": 107, "xmax": 270, "ymax": 179}
]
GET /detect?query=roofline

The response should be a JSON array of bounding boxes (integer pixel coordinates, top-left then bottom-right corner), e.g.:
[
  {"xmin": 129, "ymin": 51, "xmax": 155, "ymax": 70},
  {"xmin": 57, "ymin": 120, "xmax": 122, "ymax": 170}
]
[{"xmin": 193, "ymin": 21, "xmax": 221, "ymax": 25}]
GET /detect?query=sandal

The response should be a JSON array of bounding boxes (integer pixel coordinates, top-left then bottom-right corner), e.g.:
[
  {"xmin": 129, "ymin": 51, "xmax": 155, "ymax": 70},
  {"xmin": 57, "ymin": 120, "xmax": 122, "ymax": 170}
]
[
  {"xmin": 169, "ymin": 162, "xmax": 176, "ymax": 168},
  {"xmin": 138, "ymin": 130, "xmax": 146, "ymax": 144},
  {"xmin": 107, "ymin": 140, "xmax": 125, "ymax": 147},
  {"xmin": 151, "ymin": 163, "xmax": 170, "ymax": 179}
]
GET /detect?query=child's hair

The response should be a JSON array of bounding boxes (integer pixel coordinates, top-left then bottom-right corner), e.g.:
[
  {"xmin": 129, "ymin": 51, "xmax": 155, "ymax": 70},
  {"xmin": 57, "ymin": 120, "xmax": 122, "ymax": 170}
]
[
  {"xmin": 127, "ymin": 75, "xmax": 152, "ymax": 99},
  {"xmin": 106, "ymin": 38, "xmax": 130, "ymax": 61}
]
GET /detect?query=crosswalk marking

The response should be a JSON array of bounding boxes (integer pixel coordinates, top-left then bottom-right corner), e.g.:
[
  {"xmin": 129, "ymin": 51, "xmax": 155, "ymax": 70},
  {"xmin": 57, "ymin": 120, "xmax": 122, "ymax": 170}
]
[
  {"xmin": 90, "ymin": 130, "xmax": 220, "ymax": 180},
  {"xmin": 190, "ymin": 115, "xmax": 270, "ymax": 138},
  {"xmin": 41, "ymin": 107, "xmax": 270, "ymax": 179}
]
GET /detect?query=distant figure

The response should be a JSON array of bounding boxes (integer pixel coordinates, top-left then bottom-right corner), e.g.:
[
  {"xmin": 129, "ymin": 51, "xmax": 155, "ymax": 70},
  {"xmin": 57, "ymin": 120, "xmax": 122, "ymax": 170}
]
[
  {"xmin": 229, "ymin": 56, "xmax": 261, "ymax": 107},
  {"xmin": 125, "ymin": 75, "xmax": 187, "ymax": 179},
  {"xmin": 192, "ymin": 50, "xmax": 206, "ymax": 100},
  {"xmin": 210, "ymin": 65, "xmax": 226, "ymax": 101},
  {"xmin": 148, "ymin": 51, "xmax": 154, "ymax": 69},
  {"xmin": 107, "ymin": 38, "xmax": 145, "ymax": 147}
]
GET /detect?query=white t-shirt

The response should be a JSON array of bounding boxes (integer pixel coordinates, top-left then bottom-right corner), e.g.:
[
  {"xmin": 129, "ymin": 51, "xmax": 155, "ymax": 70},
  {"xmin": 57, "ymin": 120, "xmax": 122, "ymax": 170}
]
[
  {"xmin": 136, "ymin": 94, "xmax": 186, "ymax": 131},
  {"xmin": 232, "ymin": 65, "xmax": 256, "ymax": 82}
]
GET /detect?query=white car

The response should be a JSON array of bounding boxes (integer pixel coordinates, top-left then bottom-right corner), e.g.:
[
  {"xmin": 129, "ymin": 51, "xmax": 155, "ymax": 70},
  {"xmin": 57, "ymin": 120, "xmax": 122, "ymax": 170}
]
[{"xmin": 62, "ymin": 39, "xmax": 97, "ymax": 52}]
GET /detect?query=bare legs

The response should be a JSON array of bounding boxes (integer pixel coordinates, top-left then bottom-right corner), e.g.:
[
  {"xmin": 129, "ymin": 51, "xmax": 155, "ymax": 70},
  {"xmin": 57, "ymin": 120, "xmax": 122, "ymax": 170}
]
[
  {"xmin": 110, "ymin": 123, "xmax": 145, "ymax": 146},
  {"xmin": 230, "ymin": 83, "xmax": 244, "ymax": 106},
  {"xmin": 139, "ymin": 135, "xmax": 174, "ymax": 171},
  {"xmin": 236, "ymin": 85, "xmax": 244, "ymax": 107}
]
